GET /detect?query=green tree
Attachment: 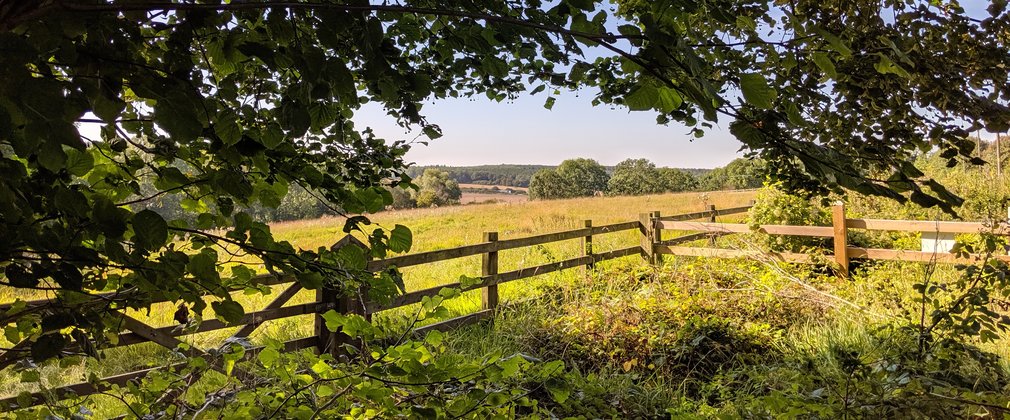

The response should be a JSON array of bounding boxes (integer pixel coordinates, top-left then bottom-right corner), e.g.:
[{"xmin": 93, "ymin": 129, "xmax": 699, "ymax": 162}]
[
  {"xmin": 556, "ymin": 158, "xmax": 610, "ymax": 197},
  {"xmin": 529, "ymin": 169, "xmax": 569, "ymax": 200},
  {"xmin": 414, "ymin": 169, "xmax": 461, "ymax": 207},
  {"xmin": 701, "ymin": 158, "xmax": 767, "ymax": 191},
  {"xmin": 388, "ymin": 184, "xmax": 418, "ymax": 209},
  {"xmin": 656, "ymin": 167, "xmax": 699, "ymax": 192},
  {"xmin": 608, "ymin": 158, "xmax": 663, "ymax": 196}
]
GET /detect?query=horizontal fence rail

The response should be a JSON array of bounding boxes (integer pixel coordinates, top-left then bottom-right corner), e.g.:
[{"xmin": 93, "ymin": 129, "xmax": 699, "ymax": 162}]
[
  {"xmin": 656, "ymin": 204, "xmax": 1010, "ymax": 276},
  {"xmin": 0, "ymin": 203, "xmax": 753, "ymax": 410}
]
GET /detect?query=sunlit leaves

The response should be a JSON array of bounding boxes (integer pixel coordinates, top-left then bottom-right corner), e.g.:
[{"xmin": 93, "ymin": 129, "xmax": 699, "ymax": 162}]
[
  {"xmin": 739, "ymin": 73, "xmax": 776, "ymax": 110},
  {"xmin": 388, "ymin": 224, "xmax": 412, "ymax": 254},
  {"xmin": 811, "ymin": 53, "xmax": 837, "ymax": 79},
  {"xmin": 212, "ymin": 300, "xmax": 245, "ymax": 325}
]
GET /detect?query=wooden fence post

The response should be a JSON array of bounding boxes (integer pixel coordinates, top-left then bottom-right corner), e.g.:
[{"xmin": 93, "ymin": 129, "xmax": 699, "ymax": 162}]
[
  {"xmin": 482, "ymin": 232, "xmax": 499, "ymax": 312},
  {"xmin": 317, "ymin": 235, "xmax": 368, "ymax": 359},
  {"xmin": 707, "ymin": 204, "xmax": 717, "ymax": 246},
  {"xmin": 651, "ymin": 211, "xmax": 662, "ymax": 265},
  {"xmin": 640, "ymin": 213, "xmax": 654, "ymax": 263},
  {"xmin": 832, "ymin": 203, "xmax": 849, "ymax": 277},
  {"xmin": 583, "ymin": 220, "xmax": 594, "ymax": 274}
]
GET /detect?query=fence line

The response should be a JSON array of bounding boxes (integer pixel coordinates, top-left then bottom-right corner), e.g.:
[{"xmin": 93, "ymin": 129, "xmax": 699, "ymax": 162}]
[
  {"xmin": 11, "ymin": 201, "xmax": 1000, "ymax": 409},
  {"xmin": 654, "ymin": 203, "xmax": 1010, "ymax": 272},
  {"xmin": 0, "ymin": 204, "xmax": 751, "ymax": 410}
]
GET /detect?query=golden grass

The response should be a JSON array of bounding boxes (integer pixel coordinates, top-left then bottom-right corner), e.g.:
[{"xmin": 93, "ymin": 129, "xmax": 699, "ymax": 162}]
[{"xmin": 0, "ymin": 191, "xmax": 754, "ymax": 415}]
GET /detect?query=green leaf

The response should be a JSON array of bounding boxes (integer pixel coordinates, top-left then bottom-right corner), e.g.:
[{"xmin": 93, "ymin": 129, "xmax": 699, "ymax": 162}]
[
  {"xmin": 336, "ymin": 243, "xmax": 367, "ymax": 270},
  {"xmin": 64, "ymin": 148, "xmax": 94, "ymax": 177},
  {"xmin": 91, "ymin": 92, "xmax": 127, "ymax": 123},
  {"xmin": 93, "ymin": 198, "xmax": 129, "ymax": 238},
  {"xmin": 814, "ymin": 26, "xmax": 852, "ymax": 58},
  {"xmin": 736, "ymin": 16, "xmax": 757, "ymax": 31},
  {"xmin": 212, "ymin": 300, "xmax": 245, "ymax": 324},
  {"xmin": 656, "ymin": 87, "xmax": 683, "ymax": 113},
  {"xmin": 154, "ymin": 90, "xmax": 202, "ymax": 142},
  {"xmin": 422, "ymin": 125, "xmax": 442, "ymax": 140},
  {"xmin": 37, "ymin": 140, "xmax": 67, "ymax": 172},
  {"xmin": 739, "ymin": 73, "xmax": 776, "ymax": 109},
  {"xmin": 257, "ymin": 346, "xmax": 280, "ymax": 367},
  {"xmin": 543, "ymin": 96, "xmax": 556, "ymax": 110},
  {"xmin": 785, "ymin": 102, "xmax": 807, "ymax": 126},
  {"xmin": 388, "ymin": 224, "xmax": 412, "ymax": 253},
  {"xmin": 216, "ymin": 110, "xmax": 242, "ymax": 146},
  {"xmin": 625, "ymin": 84, "xmax": 659, "ymax": 111},
  {"xmin": 132, "ymin": 210, "xmax": 168, "ymax": 252},
  {"xmin": 811, "ymin": 52, "xmax": 837, "ymax": 79},
  {"xmin": 874, "ymin": 54, "xmax": 911, "ymax": 79},
  {"xmin": 31, "ymin": 333, "xmax": 68, "ymax": 361},
  {"xmin": 296, "ymin": 271, "xmax": 324, "ymax": 289},
  {"xmin": 545, "ymin": 378, "xmax": 571, "ymax": 404}
]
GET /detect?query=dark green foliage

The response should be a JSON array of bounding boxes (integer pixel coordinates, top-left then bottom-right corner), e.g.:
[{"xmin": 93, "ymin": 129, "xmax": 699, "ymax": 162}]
[
  {"xmin": 747, "ymin": 186, "xmax": 831, "ymax": 252},
  {"xmin": 529, "ymin": 169, "xmax": 570, "ymax": 200},
  {"xmin": 529, "ymin": 158, "xmax": 609, "ymax": 199},
  {"xmin": 407, "ymin": 165, "xmax": 554, "ymax": 187},
  {"xmin": 384, "ymin": 168, "xmax": 461, "ymax": 208},
  {"xmin": 656, "ymin": 168, "xmax": 699, "ymax": 192},
  {"xmin": 3, "ymin": 0, "xmax": 1010, "ymax": 417},
  {"xmin": 607, "ymin": 158, "xmax": 666, "ymax": 196},
  {"xmin": 700, "ymin": 158, "xmax": 767, "ymax": 191},
  {"xmin": 414, "ymin": 169, "xmax": 462, "ymax": 207},
  {"xmin": 557, "ymin": 158, "xmax": 610, "ymax": 197}
]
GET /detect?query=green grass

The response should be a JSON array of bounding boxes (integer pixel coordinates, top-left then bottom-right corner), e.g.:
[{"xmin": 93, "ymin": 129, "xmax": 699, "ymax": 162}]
[{"xmin": 0, "ymin": 191, "xmax": 755, "ymax": 417}]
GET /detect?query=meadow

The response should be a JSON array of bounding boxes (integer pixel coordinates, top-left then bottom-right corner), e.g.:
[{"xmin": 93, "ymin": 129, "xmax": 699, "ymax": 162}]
[
  {"xmin": 6, "ymin": 184, "xmax": 1010, "ymax": 418},
  {"xmin": 0, "ymin": 190, "xmax": 754, "ymax": 415}
]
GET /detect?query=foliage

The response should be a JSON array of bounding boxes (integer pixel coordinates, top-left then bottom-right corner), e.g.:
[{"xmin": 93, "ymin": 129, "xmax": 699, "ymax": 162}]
[
  {"xmin": 847, "ymin": 149, "xmax": 1010, "ymax": 222},
  {"xmin": 607, "ymin": 158, "xmax": 664, "ymax": 196},
  {"xmin": 700, "ymin": 158, "xmax": 766, "ymax": 191},
  {"xmin": 413, "ymin": 169, "xmax": 462, "ymax": 208},
  {"xmin": 747, "ymin": 185, "xmax": 831, "ymax": 252},
  {"xmin": 528, "ymin": 169, "xmax": 570, "ymax": 200},
  {"xmin": 407, "ymin": 165, "xmax": 554, "ymax": 188},
  {"xmin": 556, "ymin": 158, "xmax": 610, "ymax": 197},
  {"xmin": 607, "ymin": 158, "xmax": 698, "ymax": 196},
  {"xmin": 3, "ymin": 0, "xmax": 1010, "ymax": 416},
  {"xmin": 657, "ymin": 167, "xmax": 699, "ymax": 192},
  {"xmin": 529, "ymin": 158, "xmax": 609, "ymax": 200}
]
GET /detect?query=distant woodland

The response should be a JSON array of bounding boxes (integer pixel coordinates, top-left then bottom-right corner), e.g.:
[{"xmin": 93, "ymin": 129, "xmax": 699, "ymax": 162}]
[{"xmin": 407, "ymin": 164, "xmax": 714, "ymax": 187}]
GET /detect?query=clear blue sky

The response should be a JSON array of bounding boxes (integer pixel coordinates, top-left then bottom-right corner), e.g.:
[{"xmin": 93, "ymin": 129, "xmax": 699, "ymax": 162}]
[{"xmin": 355, "ymin": 91, "xmax": 745, "ymax": 169}]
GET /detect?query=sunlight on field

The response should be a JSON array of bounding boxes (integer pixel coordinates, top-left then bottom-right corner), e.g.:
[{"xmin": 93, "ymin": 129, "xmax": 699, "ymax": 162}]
[{"xmin": 0, "ymin": 190, "xmax": 755, "ymax": 413}]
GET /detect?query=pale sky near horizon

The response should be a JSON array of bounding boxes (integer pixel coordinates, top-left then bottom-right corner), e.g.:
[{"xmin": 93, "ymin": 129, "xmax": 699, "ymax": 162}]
[{"xmin": 354, "ymin": 90, "xmax": 744, "ymax": 169}]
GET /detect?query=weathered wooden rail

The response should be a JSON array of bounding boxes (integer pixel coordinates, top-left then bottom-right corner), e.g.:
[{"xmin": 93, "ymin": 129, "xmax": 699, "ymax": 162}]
[
  {"xmin": 0, "ymin": 204, "xmax": 753, "ymax": 410},
  {"xmin": 653, "ymin": 204, "xmax": 1010, "ymax": 276}
]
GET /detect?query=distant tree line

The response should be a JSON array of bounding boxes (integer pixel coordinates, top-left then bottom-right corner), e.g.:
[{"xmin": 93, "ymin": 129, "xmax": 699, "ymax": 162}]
[
  {"xmin": 528, "ymin": 158, "xmax": 766, "ymax": 200},
  {"xmin": 405, "ymin": 164, "xmax": 554, "ymax": 187},
  {"xmin": 388, "ymin": 169, "xmax": 462, "ymax": 209}
]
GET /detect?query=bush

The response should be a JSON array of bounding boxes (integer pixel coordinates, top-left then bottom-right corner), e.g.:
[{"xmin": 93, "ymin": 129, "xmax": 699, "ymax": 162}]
[{"xmin": 747, "ymin": 185, "xmax": 830, "ymax": 252}]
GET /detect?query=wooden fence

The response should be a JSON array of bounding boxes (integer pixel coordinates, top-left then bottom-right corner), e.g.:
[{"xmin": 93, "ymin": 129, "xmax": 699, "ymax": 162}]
[
  {"xmin": 8, "ymin": 202, "xmax": 1004, "ymax": 410},
  {"xmin": 0, "ymin": 204, "xmax": 752, "ymax": 410},
  {"xmin": 655, "ymin": 204, "xmax": 1010, "ymax": 277}
]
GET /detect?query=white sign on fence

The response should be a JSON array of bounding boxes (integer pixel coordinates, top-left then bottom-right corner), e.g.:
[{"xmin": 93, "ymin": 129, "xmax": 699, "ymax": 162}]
[{"xmin": 921, "ymin": 231, "xmax": 956, "ymax": 254}]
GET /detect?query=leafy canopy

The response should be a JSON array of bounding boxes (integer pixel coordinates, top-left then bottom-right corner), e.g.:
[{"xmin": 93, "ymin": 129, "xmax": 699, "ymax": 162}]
[{"xmin": 0, "ymin": 0, "xmax": 1009, "ymax": 413}]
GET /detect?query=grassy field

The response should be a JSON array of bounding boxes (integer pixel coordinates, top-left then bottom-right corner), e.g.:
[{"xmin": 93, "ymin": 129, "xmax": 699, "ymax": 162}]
[
  {"xmin": 0, "ymin": 190, "xmax": 755, "ymax": 415},
  {"xmin": 5, "ymin": 186, "xmax": 1010, "ymax": 417}
]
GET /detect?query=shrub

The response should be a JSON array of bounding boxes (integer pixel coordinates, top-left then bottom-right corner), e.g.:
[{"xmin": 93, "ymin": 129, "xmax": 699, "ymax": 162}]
[{"xmin": 747, "ymin": 185, "xmax": 830, "ymax": 252}]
